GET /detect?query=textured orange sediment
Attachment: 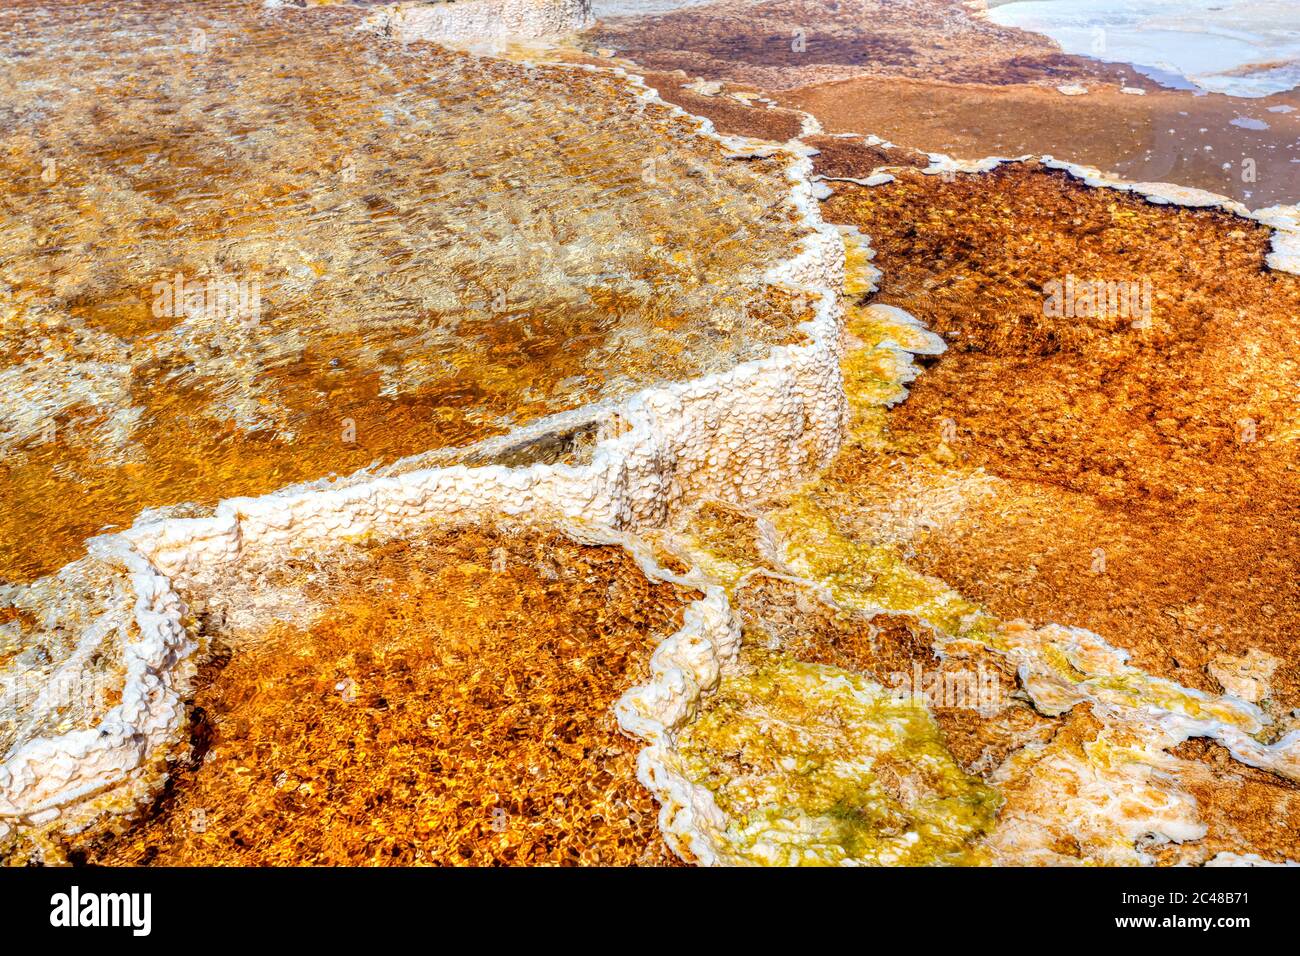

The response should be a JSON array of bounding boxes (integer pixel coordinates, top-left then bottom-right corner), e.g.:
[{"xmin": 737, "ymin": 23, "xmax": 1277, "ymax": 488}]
[{"xmin": 64, "ymin": 525, "xmax": 698, "ymax": 866}]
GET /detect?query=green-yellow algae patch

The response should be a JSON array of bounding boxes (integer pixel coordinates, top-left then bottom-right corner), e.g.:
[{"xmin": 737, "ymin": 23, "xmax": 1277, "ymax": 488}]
[
  {"xmin": 844, "ymin": 302, "xmax": 937, "ymax": 356},
  {"xmin": 839, "ymin": 336, "xmax": 911, "ymax": 410},
  {"xmin": 671, "ymin": 500, "xmax": 768, "ymax": 591},
  {"xmin": 837, "ymin": 301, "xmax": 945, "ymax": 443},
  {"xmin": 840, "ymin": 228, "xmax": 882, "ymax": 300},
  {"xmin": 772, "ymin": 495, "xmax": 991, "ymax": 641},
  {"xmin": 675, "ymin": 649, "xmax": 1000, "ymax": 865}
]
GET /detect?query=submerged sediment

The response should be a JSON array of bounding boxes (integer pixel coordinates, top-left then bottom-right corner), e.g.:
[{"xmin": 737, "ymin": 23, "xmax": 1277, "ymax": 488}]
[
  {"xmin": 65, "ymin": 523, "xmax": 698, "ymax": 866},
  {"xmin": 0, "ymin": 0, "xmax": 813, "ymax": 584}
]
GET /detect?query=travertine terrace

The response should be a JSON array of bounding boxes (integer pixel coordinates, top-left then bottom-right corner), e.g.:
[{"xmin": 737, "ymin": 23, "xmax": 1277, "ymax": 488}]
[
  {"xmin": 588, "ymin": 0, "xmax": 1299, "ymax": 206},
  {"xmin": 0, "ymin": 0, "xmax": 813, "ymax": 583},
  {"xmin": 5, "ymin": 0, "xmax": 1300, "ymax": 869},
  {"xmin": 0, "ymin": 0, "xmax": 846, "ymax": 856}
]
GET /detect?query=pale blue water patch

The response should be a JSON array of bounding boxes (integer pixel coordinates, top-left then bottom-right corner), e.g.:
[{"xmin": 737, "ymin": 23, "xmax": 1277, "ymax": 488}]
[
  {"xmin": 1132, "ymin": 62, "xmax": 1204, "ymax": 93},
  {"xmin": 985, "ymin": 0, "xmax": 1300, "ymax": 97}
]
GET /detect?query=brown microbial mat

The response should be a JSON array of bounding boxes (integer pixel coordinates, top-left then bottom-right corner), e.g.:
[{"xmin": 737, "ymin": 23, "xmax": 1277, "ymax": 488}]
[
  {"xmin": 589, "ymin": 0, "xmax": 1115, "ymax": 91},
  {"xmin": 57, "ymin": 524, "xmax": 697, "ymax": 866},
  {"xmin": 0, "ymin": 0, "xmax": 812, "ymax": 583}
]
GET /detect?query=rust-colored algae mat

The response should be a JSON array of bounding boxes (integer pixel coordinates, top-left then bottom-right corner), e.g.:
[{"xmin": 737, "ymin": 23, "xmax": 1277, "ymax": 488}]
[
  {"xmin": 823, "ymin": 165, "xmax": 1300, "ymax": 710},
  {"xmin": 62, "ymin": 526, "xmax": 696, "ymax": 865}
]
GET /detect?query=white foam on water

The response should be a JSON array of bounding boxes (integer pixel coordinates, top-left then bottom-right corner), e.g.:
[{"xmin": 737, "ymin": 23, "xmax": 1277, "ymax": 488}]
[{"xmin": 986, "ymin": 0, "xmax": 1300, "ymax": 97}]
